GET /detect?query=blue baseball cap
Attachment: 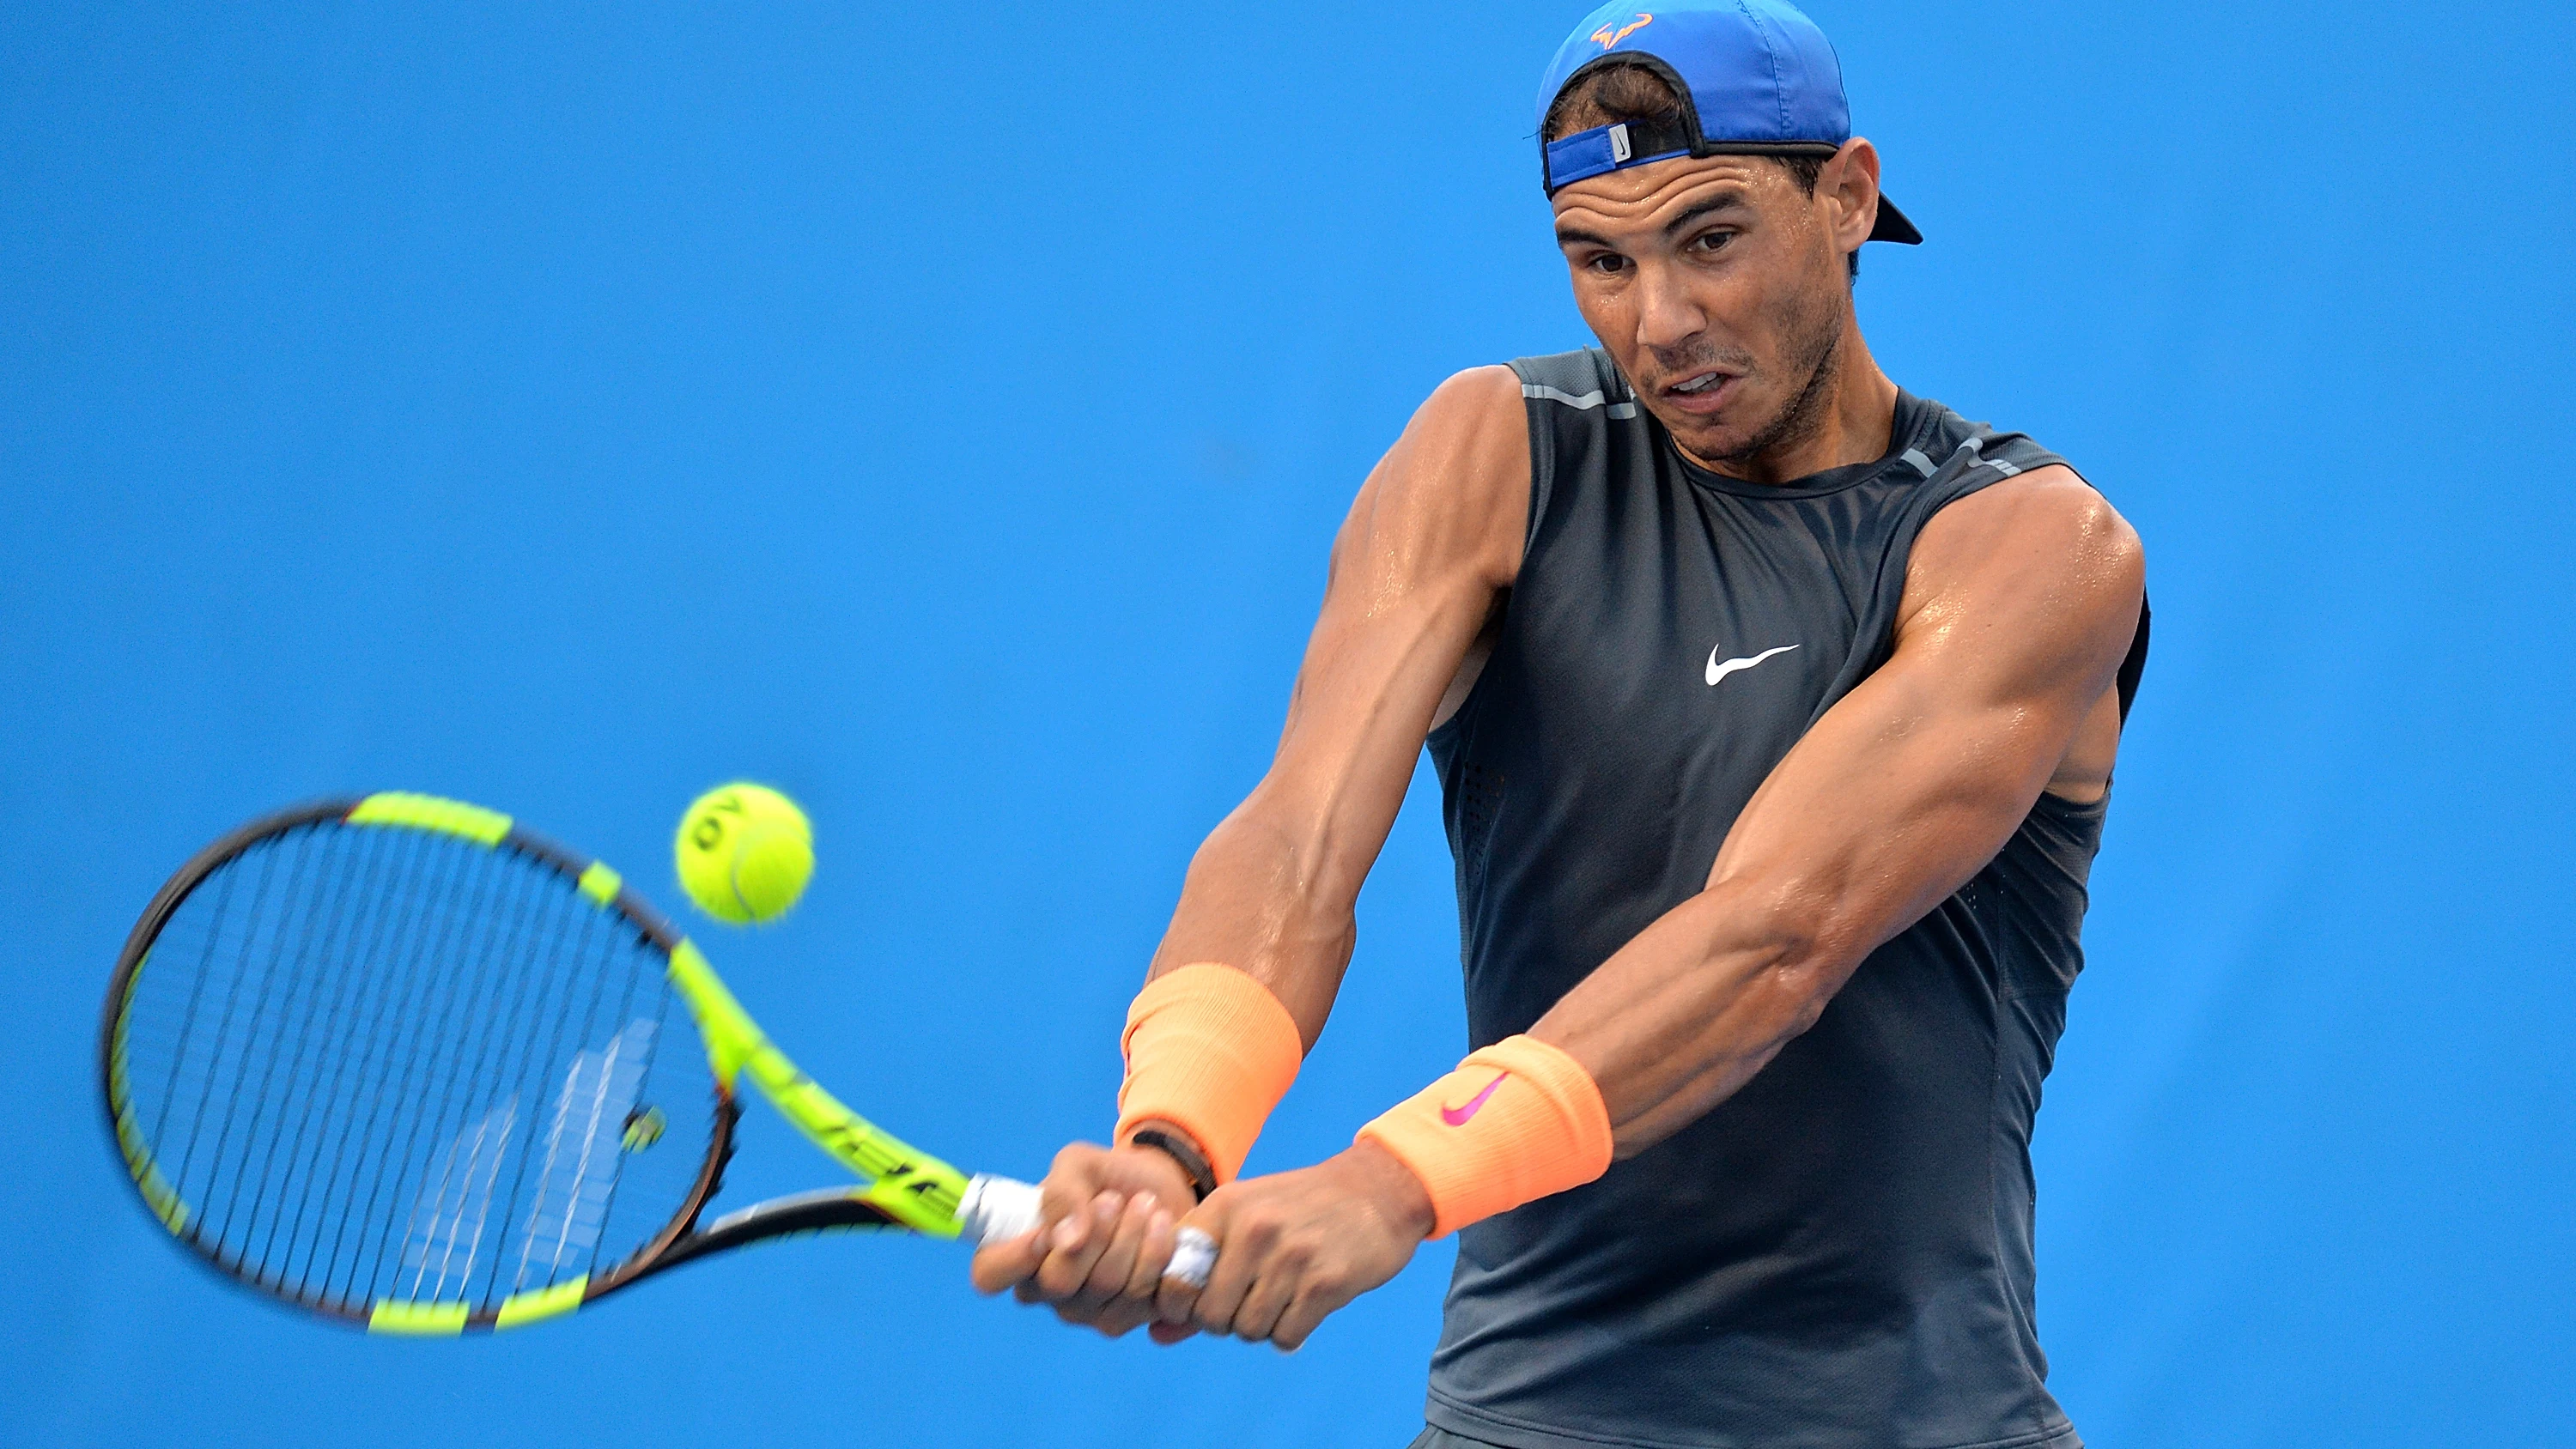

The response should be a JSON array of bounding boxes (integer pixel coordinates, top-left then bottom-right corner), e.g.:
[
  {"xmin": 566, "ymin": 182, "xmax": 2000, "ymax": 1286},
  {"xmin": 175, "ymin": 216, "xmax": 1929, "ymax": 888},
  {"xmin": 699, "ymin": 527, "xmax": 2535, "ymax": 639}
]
[{"xmin": 1537, "ymin": 0, "xmax": 1921, "ymax": 245}]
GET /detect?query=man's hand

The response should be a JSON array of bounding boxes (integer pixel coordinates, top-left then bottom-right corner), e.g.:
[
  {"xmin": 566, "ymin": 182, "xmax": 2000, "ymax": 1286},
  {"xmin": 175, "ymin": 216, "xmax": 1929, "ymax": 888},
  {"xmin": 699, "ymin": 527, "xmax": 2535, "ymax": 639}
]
[
  {"xmin": 1159, "ymin": 1139, "xmax": 1433, "ymax": 1351},
  {"xmin": 968, "ymin": 1140, "xmax": 1198, "ymax": 1338}
]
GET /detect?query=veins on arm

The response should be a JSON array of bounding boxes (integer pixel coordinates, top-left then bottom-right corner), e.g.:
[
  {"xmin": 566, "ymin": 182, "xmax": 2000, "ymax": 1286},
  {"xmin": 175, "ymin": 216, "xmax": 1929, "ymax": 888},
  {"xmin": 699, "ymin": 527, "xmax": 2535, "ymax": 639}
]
[
  {"xmin": 1145, "ymin": 366, "xmax": 1530, "ymax": 1047},
  {"xmin": 1529, "ymin": 466, "xmax": 2146, "ymax": 1152}
]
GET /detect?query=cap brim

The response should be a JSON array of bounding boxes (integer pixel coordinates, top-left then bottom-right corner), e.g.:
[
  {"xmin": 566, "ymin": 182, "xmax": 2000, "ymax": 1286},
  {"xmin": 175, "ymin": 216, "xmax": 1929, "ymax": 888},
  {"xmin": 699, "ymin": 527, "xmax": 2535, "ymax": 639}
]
[{"xmin": 1871, "ymin": 195, "xmax": 1923, "ymax": 246}]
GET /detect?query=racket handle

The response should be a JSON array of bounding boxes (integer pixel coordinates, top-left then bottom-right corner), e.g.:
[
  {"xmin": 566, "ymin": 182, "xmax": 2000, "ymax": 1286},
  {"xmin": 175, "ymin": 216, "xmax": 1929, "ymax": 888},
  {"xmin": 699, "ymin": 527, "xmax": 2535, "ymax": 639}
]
[
  {"xmin": 1166, "ymin": 1225, "xmax": 1218, "ymax": 1288},
  {"xmin": 960, "ymin": 1173, "xmax": 1216, "ymax": 1288}
]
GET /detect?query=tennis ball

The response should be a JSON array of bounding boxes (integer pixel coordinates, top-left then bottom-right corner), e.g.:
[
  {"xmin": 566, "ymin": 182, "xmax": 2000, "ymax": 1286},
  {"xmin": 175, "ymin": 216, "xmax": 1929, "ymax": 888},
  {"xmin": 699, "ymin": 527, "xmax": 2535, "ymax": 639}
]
[{"xmin": 673, "ymin": 783, "xmax": 813, "ymax": 925}]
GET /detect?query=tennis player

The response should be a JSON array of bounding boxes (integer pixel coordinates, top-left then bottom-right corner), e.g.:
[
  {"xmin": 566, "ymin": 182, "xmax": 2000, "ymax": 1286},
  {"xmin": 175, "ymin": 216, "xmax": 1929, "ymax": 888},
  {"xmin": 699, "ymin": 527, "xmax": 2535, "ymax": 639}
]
[{"xmin": 973, "ymin": 3, "xmax": 2146, "ymax": 1445}]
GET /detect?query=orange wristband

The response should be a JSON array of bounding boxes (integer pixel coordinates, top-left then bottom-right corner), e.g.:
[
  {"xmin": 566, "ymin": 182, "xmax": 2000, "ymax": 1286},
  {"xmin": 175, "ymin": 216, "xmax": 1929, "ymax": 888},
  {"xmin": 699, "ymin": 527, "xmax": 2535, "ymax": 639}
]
[
  {"xmin": 1355, "ymin": 1034, "xmax": 1613, "ymax": 1239},
  {"xmin": 1113, "ymin": 962, "xmax": 1302, "ymax": 1185}
]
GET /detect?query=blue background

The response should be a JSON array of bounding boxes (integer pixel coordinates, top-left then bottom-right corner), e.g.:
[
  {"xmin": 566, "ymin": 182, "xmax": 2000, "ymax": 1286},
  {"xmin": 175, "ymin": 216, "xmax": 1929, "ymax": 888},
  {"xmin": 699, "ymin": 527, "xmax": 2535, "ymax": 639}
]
[{"xmin": 5, "ymin": 1, "xmax": 2570, "ymax": 1444}]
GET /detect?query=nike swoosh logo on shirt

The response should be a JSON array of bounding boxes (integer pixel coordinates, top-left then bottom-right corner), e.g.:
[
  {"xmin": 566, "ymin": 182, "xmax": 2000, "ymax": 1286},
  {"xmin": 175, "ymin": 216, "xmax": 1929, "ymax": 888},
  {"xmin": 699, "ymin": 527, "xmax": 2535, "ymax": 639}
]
[
  {"xmin": 1705, "ymin": 643, "xmax": 1800, "ymax": 687},
  {"xmin": 1440, "ymin": 1072, "xmax": 1508, "ymax": 1126}
]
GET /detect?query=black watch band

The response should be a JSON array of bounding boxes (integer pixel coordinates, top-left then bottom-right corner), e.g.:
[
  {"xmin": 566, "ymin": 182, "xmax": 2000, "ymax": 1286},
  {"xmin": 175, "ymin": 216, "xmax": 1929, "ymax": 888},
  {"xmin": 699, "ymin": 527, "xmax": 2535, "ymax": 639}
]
[{"xmin": 1125, "ymin": 1127, "xmax": 1218, "ymax": 1203}]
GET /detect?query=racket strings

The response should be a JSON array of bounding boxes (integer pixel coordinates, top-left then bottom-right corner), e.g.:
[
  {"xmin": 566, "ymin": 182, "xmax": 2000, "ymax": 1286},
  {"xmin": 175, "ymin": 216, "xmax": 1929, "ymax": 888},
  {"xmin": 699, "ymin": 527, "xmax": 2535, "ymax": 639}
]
[
  {"xmin": 250, "ymin": 822, "xmax": 421, "ymax": 1285},
  {"xmin": 114, "ymin": 822, "xmax": 712, "ymax": 1319},
  {"xmin": 299, "ymin": 826, "xmax": 477, "ymax": 1302},
  {"xmin": 380, "ymin": 844, "xmax": 562, "ymax": 1303}
]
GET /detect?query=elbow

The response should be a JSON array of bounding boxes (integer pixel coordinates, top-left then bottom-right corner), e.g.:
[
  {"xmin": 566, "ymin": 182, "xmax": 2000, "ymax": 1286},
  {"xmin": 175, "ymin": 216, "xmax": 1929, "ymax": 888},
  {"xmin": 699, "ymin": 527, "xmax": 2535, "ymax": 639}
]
[
  {"xmin": 1697, "ymin": 888, "xmax": 1855, "ymax": 1040},
  {"xmin": 1769, "ymin": 947, "xmax": 1840, "ymax": 1040}
]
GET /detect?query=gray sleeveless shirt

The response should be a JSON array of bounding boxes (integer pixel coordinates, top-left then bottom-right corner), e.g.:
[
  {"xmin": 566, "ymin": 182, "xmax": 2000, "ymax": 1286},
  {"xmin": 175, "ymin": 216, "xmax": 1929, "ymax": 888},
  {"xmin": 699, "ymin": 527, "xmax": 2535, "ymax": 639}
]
[{"xmin": 1419, "ymin": 349, "xmax": 2143, "ymax": 1449}]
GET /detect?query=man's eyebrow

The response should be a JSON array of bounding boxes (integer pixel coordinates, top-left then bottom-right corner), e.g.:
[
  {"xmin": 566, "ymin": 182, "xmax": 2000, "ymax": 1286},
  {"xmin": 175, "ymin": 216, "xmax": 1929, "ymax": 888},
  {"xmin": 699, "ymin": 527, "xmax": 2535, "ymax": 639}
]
[
  {"xmin": 1553, "ymin": 190, "xmax": 1755, "ymax": 251},
  {"xmin": 1663, "ymin": 191, "xmax": 1753, "ymax": 237}
]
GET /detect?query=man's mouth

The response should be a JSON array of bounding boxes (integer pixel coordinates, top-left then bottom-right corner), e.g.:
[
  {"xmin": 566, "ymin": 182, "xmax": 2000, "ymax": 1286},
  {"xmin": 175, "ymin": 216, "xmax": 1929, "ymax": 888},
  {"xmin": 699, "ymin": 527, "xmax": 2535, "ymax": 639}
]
[{"xmin": 1661, "ymin": 369, "xmax": 1739, "ymax": 412}]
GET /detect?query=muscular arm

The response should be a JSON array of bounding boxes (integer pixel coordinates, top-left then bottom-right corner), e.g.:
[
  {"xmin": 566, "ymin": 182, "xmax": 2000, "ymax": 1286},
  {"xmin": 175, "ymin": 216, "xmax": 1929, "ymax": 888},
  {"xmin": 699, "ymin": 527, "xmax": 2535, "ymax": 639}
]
[
  {"xmin": 966, "ymin": 365, "xmax": 1529, "ymax": 1330},
  {"xmin": 1148, "ymin": 365, "xmax": 1530, "ymax": 1042},
  {"xmin": 1161, "ymin": 467, "xmax": 2145, "ymax": 1352},
  {"xmin": 1535, "ymin": 466, "xmax": 2145, "ymax": 1149}
]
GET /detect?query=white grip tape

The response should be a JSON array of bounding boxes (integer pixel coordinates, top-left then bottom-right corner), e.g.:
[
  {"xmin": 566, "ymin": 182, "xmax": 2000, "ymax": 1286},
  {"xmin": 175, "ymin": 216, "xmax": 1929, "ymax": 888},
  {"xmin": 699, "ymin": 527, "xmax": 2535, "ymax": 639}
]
[
  {"xmin": 1165, "ymin": 1225, "xmax": 1217, "ymax": 1287},
  {"xmin": 957, "ymin": 1174, "xmax": 1046, "ymax": 1244},
  {"xmin": 960, "ymin": 1174, "xmax": 1216, "ymax": 1288}
]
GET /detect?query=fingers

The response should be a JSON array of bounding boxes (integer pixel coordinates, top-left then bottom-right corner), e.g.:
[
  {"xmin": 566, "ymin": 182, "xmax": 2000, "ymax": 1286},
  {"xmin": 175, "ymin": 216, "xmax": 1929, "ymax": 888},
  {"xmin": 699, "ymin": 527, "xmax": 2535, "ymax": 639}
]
[
  {"xmin": 1162, "ymin": 1158, "xmax": 1414, "ymax": 1351},
  {"xmin": 1068, "ymin": 1205, "xmax": 1182, "ymax": 1341},
  {"xmin": 1021, "ymin": 1188, "xmax": 1180, "ymax": 1337},
  {"xmin": 1077, "ymin": 1191, "xmax": 1160, "ymax": 1311},
  {"xmin": 1121, "ymin": 1204, "xmax": 1179, "ymax": 1301},
  {"xmin": 1177, "ymin": 1194, "xmax": 1255, "ymax": 1337},
  {"xmin": 968, "ymin": 1227, "xmax": 1047, "ymax": 1296},
  {"xmin": 1152, "ymin": 1252, "xmax": 1203, "ymax": 1337},
  {"xmin": 987, "ymin": 1140, "xmax": 1112, "ymax": 1304},
  {"xmin": 1032, "ymin": 1191, "xmax": 1122, "ymax": 1301},
  {"xmin": 1181, "ymin": 1235, "xmax": 1334, "ymax": 1351},
  {"xmin": 1206, "ymin": 1208, "xmax": 1299, "ymax": 1344},
  {"xmin": 1228, "ymin": 1264, "xmax": 1298, "ymax": 1345},
  {"xmin": 1269, "ymin": 1278, "xmax": 1356, "ymax": 1353},
  {"xmin": 1038, "ymin": 1142, "xmax": 1112, "ymax": 1226},
  {"xmin": 986, "ymin": 1146, "xmax": 1406, "ymax": 1351},
  {"xmin": 981, "ymin": 1140, "xmax": 1212, "ymax": 1337}
]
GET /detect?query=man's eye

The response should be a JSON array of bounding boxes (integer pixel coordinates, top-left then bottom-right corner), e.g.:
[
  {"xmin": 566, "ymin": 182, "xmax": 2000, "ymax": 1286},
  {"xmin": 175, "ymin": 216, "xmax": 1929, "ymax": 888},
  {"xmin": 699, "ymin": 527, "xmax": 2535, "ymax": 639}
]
[
  {"xmin": 1586, "ymin": 254, "xmax": 1629, "ymax": 275},
  {"xmin": 1687, "ymin": 231, "xmax": 1734, "ymax": 254}
]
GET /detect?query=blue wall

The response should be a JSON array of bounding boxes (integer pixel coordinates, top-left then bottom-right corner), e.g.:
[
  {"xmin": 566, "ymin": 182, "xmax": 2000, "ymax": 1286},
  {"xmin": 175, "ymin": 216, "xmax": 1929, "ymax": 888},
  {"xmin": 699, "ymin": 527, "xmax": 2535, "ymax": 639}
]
[{"xmin": 5, "ymin": 2, "xmax": 2570, "ymax": 1444}]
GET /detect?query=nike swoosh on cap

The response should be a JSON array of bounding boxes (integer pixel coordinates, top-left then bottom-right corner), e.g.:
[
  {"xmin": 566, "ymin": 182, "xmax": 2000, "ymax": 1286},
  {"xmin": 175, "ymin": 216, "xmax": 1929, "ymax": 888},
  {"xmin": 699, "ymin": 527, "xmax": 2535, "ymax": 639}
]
[
  {"xmin": 1706, "ymin": 643, "xmax": 1800, "ymax": 687},
  {"xmin": 1440, "ymin": 1072, "xmax": 1509, "ymax": 1126}
]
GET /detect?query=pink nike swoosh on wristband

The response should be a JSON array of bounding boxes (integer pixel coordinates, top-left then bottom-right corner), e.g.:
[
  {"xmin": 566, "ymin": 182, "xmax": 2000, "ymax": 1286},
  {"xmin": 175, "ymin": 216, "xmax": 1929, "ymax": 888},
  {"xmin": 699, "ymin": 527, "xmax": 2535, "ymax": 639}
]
[{"xmin": 1440, "ymin": 1072, "xmax": 1509, "ymax": 1126}]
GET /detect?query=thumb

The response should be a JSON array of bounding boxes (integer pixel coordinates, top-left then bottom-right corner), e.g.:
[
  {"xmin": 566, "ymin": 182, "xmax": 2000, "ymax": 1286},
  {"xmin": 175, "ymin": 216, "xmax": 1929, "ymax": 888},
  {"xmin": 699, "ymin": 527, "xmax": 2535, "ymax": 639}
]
[
  {"xmin": 1154, "ymin": 1191, "xmax": 1227, "ymax": 1322},
  {"xmin": 968, "ymin": 1227, "xmax": 1047, "ymax": 1295},
  {"xmin": 1037, "ymin": 1143, "xmax": 1113, "ymax": 1224}
]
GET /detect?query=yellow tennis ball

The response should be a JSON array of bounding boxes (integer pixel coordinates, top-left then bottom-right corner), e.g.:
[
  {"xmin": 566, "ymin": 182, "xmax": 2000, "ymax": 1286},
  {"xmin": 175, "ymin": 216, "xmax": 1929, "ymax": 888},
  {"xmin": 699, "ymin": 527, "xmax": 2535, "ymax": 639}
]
[{"xmin": 673, "ymin": 783, "xmax": 813, "ymax": 925}]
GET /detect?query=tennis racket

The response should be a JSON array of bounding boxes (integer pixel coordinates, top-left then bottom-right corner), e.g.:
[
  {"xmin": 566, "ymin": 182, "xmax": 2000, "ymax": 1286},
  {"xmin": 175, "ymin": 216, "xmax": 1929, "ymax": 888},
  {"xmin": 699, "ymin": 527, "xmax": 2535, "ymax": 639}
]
[{"xmin": 99, "ymin": 791, "xmax": 1214, "ymax": 1335}]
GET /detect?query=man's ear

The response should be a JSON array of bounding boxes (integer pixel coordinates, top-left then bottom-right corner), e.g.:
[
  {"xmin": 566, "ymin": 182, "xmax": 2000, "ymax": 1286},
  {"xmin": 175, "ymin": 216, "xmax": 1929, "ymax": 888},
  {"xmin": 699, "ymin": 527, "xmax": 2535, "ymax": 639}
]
[{"xmin": 1821, "ymin": 138, "xmax": 1883, "ymax": 256}]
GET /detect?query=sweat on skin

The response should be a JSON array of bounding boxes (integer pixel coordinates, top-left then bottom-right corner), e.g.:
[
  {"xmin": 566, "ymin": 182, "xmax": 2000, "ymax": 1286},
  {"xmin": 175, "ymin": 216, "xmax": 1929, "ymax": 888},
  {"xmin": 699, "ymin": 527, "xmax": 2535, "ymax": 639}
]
[{"xmin": 969, "ymin": 101, "xmax": 2139, "ymax": 1399}]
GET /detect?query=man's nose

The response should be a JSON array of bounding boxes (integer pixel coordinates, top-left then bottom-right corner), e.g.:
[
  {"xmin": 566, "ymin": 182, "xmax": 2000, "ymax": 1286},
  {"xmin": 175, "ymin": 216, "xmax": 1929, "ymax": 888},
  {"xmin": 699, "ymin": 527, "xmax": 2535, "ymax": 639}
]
[{"xmin": 1631, "ymin": 260, "xmax": 1705, "ymax": 355}]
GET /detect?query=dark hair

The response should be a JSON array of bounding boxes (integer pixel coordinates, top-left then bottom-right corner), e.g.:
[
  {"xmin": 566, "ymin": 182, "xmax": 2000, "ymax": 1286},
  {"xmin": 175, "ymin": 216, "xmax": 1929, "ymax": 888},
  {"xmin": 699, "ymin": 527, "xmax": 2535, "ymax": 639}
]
[{"xmin": 1542, "ymin": 61, "xmax": 1858, "ymax": 282}]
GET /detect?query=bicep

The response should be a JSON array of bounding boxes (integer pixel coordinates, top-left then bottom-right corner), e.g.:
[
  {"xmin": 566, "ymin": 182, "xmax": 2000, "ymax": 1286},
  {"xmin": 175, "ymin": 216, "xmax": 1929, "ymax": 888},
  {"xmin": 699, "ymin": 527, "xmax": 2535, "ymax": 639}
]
[
  {"xmin": 1515, "ymin": 473, "xmax": 2138, "ymax": 1147},
  {"xmin": 1146, "ymin": 367, "xmax": 1527, "ymax": 1019},
  {"xmin": 1707, "ymin": 471, "xmax": 2145, "ymax": 950},
  {"xmin": 1263, "ymin": 367, "xmax": 1527, "ymax": 788}
]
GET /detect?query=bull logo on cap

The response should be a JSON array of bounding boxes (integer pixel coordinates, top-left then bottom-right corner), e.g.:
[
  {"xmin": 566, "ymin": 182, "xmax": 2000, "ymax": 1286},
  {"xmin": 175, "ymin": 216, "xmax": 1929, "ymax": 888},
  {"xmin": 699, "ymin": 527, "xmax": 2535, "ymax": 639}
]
[{"xmin": 1589, "ymin": 12, "xmax": 1652, "ymax": 48}]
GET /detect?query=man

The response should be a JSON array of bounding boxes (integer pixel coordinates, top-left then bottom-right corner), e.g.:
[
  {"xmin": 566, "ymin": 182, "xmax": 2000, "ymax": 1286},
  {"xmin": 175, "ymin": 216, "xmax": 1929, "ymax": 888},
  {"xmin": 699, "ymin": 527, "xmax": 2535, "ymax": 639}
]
[{"xmin": 972, "ymin": 3, "xmax": 2147, "ymax": 1445}]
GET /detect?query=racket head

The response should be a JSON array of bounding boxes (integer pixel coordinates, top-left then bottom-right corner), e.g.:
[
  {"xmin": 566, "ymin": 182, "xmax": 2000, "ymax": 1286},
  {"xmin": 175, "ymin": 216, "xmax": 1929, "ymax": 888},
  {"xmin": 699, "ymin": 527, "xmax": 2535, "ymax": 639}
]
[{"xmin": 97, "ymin": 795, "xmax": 783, "ymax": 1333}]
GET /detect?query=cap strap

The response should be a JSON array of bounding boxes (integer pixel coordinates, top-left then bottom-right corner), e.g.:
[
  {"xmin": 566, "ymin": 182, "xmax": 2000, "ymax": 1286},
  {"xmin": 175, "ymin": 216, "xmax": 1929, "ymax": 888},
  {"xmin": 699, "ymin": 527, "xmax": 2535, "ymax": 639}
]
[{"xmin": 1543, "ymin": 118, "xmax": 1694, "ymax": 191}]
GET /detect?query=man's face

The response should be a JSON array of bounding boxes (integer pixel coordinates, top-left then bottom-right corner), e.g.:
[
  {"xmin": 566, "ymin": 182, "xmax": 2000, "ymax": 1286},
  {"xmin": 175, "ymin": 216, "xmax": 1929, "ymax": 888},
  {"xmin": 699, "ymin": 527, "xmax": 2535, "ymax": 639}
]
[{"xmin": 1552, "ymin": 153, "xmax": 1851, "ymax": 471}]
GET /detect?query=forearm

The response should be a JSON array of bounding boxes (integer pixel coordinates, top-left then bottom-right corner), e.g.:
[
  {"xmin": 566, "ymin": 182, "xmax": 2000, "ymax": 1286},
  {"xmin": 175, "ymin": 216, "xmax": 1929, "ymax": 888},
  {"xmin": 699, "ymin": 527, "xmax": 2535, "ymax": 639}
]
[
  {"xmin": 1530, "ymin": 882, "xmax": 1862, "ymax": 1155},
  {"xmin": 1144, "ymin": 773, "xmax": 1391, "ymax": 1049},
  {"xmin": 1111, "ymin": 770, "xmax": 1398, "ymax": 1187},
  {"xmin": 1154, "ymin": 475, "xmax": 2143, "ymax": 1339},
  {"xmin": 1528, "ymin": 683, "xmax": 2105, "ymax": 1155},
  {"xmin": 1133, "ymin": 370, "xmax": 1525, "ymax": 1051}
]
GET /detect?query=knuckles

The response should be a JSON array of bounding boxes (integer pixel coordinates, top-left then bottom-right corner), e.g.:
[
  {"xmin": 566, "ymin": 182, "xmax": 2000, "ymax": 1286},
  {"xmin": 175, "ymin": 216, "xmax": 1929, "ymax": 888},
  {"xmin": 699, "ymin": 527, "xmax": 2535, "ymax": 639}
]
[
  {"xmin": 1084, "ymin": 1256, "xmax": 1133, "ymax": 1296},
  {"xmin": 1003, "ymin": 1155, "xmax": 1403, "ymax": 1350}
]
